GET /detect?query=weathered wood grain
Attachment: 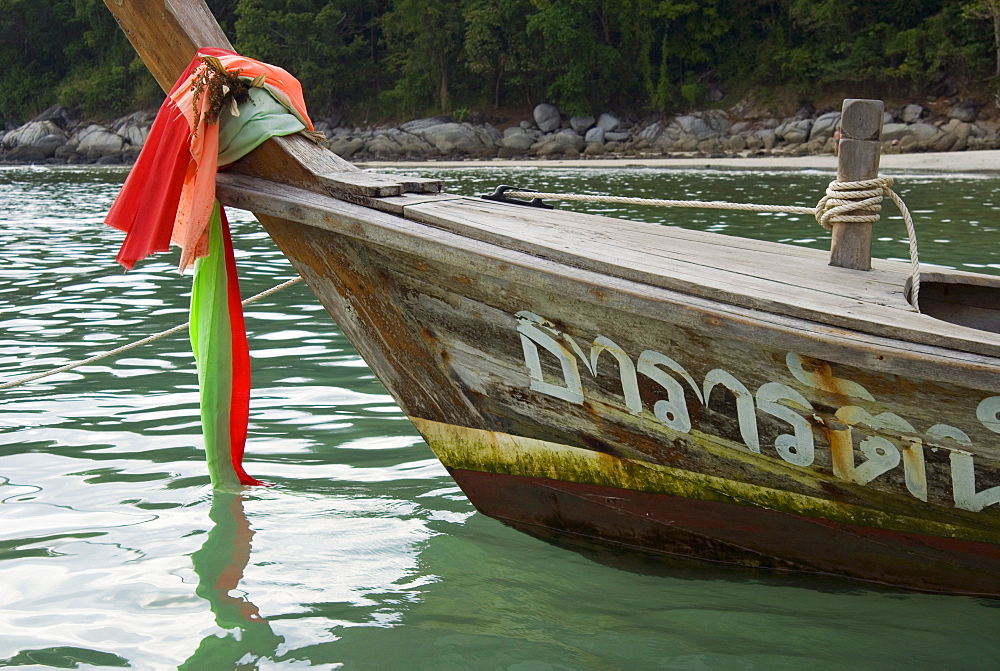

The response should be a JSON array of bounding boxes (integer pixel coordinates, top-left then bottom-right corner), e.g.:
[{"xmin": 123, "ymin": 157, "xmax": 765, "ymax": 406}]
[{"xmin": 829, "ymin": 99, "xmax": 883, "ymax": 270}]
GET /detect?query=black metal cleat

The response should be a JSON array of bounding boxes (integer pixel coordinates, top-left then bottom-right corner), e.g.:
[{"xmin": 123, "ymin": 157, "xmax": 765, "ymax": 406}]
[{"xmin": 481, "ymin": 185, "xmax": 554, "ymax": 209}]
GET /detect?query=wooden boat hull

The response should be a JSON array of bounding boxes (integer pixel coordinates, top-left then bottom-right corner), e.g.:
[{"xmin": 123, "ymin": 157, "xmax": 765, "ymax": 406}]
[
  {"xmin": 102, "ymin": 0, "xmax": 1000, "ymax": 596},
  {"xmin": 218, "ymin": 175, "xmax": 1000, "ymax": 596}
]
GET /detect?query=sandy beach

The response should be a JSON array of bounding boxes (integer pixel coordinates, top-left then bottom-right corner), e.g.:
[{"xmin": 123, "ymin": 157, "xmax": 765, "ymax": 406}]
[{"xmin": 358, "ymin": 149, "xmax": 1000, "ymax": 173}]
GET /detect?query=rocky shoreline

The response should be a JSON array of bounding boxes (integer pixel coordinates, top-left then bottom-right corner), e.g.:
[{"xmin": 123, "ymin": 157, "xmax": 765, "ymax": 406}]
[{"xmin": 1, "ymin": 100, "xmax": 995, "ymax": 166}]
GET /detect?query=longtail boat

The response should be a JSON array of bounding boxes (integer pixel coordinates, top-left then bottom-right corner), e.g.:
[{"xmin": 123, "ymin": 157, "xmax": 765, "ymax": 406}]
[{"xmin": 105, "ymin": 0, "xmax": 1000, "ymax": 595}]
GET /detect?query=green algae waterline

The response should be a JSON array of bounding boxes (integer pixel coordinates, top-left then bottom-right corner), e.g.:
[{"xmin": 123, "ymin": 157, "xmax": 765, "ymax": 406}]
[{"xmin": 1, "ymin": 165, "xmax": 1000, "ymax": 668}]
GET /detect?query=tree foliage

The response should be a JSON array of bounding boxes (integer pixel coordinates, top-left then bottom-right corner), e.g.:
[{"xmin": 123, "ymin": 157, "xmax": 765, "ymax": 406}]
[
  {"xmin": 2, "ymin": 0, "xmax": 999, "ymax": 125},
  {"xmin": 235, "ymin": 0, "xmax": 386, "ymax": 113},
  {"xmin": 380, "ymin": 0, "xmax": 464, "ymax": 115}
]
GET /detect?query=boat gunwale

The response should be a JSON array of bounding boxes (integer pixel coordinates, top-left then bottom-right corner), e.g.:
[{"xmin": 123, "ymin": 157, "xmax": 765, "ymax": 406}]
[{"xmin": 217, "ymin": 171, "xmax": 1000, "ymax": 364}]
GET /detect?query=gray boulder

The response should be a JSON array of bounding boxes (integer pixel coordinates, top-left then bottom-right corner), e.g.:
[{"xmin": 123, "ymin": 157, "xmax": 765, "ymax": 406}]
[
  {"xmin": 697, "ymin": 138, "xmax": 721, "ymax": 154},
  {"xmin": 881, "ymin": 123, "xmax": 910, "ymax": 143},
  {"xmin": 393, "ymin": 130, "xmax": 437, "ymax": 157},
  {"xmin": 2, "ymin": 120, "xmax": 66, "ymax": 151},
  {"xmin": 33, "ymin": 134, "xmax": 68, "ymax": 158},
  {"xmin": 54, "ymin": 143, "xmax": 80, "ymax": 160},
  {"xmin": 328, "ymin": 136, "xmax": 366, "ymax": 158},
  {"xmin": 421, "ymin": 122, "xmax": 498, "ymax": 155},
  {"xmin": 901, "ymin": 104, "xmax": 925, "ymax": 123},
  {"xmin": 533, "ymin": 103, "xmax": 561, "ymax": 133},
  {"xmin": 31, "ymin": 105, "xmax": 74, "ymax": 129},
  {"xmin": 653, "ymin": 135, "xmax": 675, "ymax": 152},
  {"xmin": 756, "ymin": 129, "xmax": 776, "ymax": 150},
  {"xmin": 729, "ymin": 121, "xmax": 751, "ymax": 135},
  {"xmin": 636, "ymin": 121, "xmax": 664, "ymax": 141},
  {"xmin": 930, "ymin": 131, "xmax": 959, "ymax": 152},
  {"xmin": 674, "ymin": 136, "xmax": 700, "ymax": 152},
  {"xmin": 584, "ymin": 127, "xmax": 605, "ymax": 143},
  {"xmin": 949, "ymin": 100, "xmax": 979, "ymax": 123},
  {"xmin": 399, "ymin": 116, "xmax": 452, "ymax": 132},
  {"xmin": 570, "ymin": 115, "xmax": 595, "ymax": 133},
  {"xmin": 75, "ymin": 125, "xmax": 125, "ymax": 159},
  {"xmin": 701, "ymin": 110, "xmax": 731, "ymax": 135},
  {"xmin": 112, "ymin": 111, "xmax": 155, "ymax": 146},
  {"xmin": 499, "ymin": 129, "xmax": 535, "ymax": 153},
  {"xmin": 935, "ymin": 119, "xmax": 972, "ymax": 151},
  {"xmin": 596, "ymin": 112, "xmax": 620, "ymax": 132},
  {"xmin": 809, "ymin": 112, "xmax": 840, "ymax": 141},
  {"xmin": 365, "ymin": 132, "xmax": 403, "ymax": 157},
  {"xmin": 945, "ymin": 118, "xmax": 973, "ymax": 140},
  {"xmin": 605, "ymin": 131, "xmax": 631, "ymax": 143},
  {"xmin": 674, "ymin": 115, "xmax": 712, "ymax": 140},
  {"xmin": 908, "ymin": 122, "xmax": 940, "ymax": 143},
  {"xmin": 533, "ymin": 129, "xmax": 584, "ymax": 156},
  {"xmin": 6, "ymin": 145, "xmax": 49, "ymax": 162},
  {"xmin": 773, "ymin": 119, "xmax": 792, "ymax": 140},
  {"xmin": 782, "ymin": 119, "xmax": 813, "ymax": 144}
]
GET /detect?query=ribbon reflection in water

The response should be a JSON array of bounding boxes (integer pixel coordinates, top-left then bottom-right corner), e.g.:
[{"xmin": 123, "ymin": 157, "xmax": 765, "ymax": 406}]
[{"xmin": 182, "ymin": 493, "xmax": 282, "ymax": 668}]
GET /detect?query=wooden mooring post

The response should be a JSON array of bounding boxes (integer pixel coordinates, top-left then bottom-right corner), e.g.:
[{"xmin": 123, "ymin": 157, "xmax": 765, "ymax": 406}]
[{"xmin": 829, "ymin": 98, "xmax": 884, "ymax": 270}]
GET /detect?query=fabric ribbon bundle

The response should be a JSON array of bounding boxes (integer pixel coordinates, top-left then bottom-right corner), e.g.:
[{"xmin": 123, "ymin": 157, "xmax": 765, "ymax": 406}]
[{"xmin": 105, "ymin": 48, "xmax": 313, "ymax": 490}]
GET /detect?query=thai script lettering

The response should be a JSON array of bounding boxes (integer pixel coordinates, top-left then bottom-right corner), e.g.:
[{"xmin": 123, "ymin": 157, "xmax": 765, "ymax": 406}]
[{"xmin": 516, "ymin": 310, "xmax": 1000, "ymax": 513}]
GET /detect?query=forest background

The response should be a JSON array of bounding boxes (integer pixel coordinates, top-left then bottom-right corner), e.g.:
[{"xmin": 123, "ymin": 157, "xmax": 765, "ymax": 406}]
[{"xmin": 3, "ymin": 0, "xmax": 1000, "ymax": 128}]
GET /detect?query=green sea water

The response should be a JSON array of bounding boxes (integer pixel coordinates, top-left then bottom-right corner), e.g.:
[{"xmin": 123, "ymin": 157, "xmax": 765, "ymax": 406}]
[{"xmin": 1, "ymin": 164, "xmax": 999, "ymax": 670}]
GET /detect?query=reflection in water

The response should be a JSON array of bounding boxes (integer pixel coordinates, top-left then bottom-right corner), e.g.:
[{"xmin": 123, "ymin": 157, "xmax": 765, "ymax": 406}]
[{"xmin": 181, "ymin": 493, "xmax": 282, "ymax": 669}]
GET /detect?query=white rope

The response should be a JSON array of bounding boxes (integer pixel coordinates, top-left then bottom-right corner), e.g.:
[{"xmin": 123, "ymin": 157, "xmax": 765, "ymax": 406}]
[
  {"xmin": 0, "ymin": 276, "xmax": 303, "ymax": 391},
  {"xmin": 508, "ymin": 176, "xmax": 921, "ymax": 311}
]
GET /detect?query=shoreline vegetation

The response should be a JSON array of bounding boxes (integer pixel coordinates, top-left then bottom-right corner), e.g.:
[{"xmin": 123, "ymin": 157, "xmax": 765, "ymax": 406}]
[
  {"xmin": 1, "ymin": 100, "xmax": 998, "ymax": 172},
  {"xmin": 6, "ymin": 0, "xmax": 1000, "ymax": 179}
]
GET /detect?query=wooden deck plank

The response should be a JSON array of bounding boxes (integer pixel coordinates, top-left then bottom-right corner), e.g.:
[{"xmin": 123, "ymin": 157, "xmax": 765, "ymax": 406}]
[
  {"xmin": 436, "ymin": 197, "xmax": 917, "ymax": 278},
  {"xmin": 407, "ymin": 199, "xmax": 910, "ymax": 295},
  {"xmin": 405, "ymin": 200, "xmax": 913, "ymax": 307},
  {"xmin": 311, "ymin": 170, "xmax": 444, "ymax": 199}
]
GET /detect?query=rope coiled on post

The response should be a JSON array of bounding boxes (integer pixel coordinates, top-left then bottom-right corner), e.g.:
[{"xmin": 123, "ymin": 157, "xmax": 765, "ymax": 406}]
[
  {"xmin": 0, "ymin": 276, "xmax": 303, "ymax": 391},
  {"xmin": 507, "ymin": 176, "xmax": 921, "ymax": 311}
]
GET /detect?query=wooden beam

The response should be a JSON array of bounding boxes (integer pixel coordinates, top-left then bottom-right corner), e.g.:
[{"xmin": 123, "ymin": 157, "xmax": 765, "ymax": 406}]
[
  {"xmin": 103, "ymin": 0, "xmax": 443, "ymax": 199},
  {"xmin": 104, "ymin": 0, "xmax": 359, "ymax": 191},
  {"xmin": 829, "ymin": 98, "xmax": 884, "ymax": 270}
]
